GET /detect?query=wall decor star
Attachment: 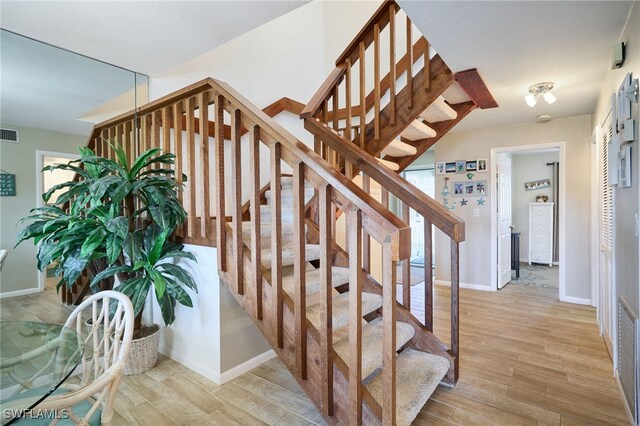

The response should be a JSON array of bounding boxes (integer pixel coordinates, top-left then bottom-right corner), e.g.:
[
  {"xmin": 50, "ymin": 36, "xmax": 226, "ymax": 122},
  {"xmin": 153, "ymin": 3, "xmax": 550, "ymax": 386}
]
[
  {"xmin": 466, "ymin": 172, "xmax": 474, "ymax": 180},
  {"xmin": 460, "ymin": 198, "xmax": 468, "ymax": 206},
  {"xmin": 477, "ymin": 197, "xmax": 485, "ymax": 206}
]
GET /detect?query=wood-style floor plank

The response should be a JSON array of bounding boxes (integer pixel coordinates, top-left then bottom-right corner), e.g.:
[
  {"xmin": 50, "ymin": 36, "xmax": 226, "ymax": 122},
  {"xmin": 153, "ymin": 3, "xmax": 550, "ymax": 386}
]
[{"xmin": 1, "ymin": 277, "xmax": 627, "ymax": 425}]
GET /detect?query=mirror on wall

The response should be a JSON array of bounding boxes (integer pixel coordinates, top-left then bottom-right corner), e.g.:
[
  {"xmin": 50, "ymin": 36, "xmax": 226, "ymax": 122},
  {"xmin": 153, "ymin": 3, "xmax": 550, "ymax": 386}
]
[{"xmin": 0, "ymin": 29, "xmax": 148, "ymax": 295}]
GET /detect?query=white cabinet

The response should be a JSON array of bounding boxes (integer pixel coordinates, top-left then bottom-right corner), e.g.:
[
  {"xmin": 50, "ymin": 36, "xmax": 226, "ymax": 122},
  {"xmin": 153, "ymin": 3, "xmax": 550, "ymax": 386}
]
[{"xmin": 528, "ymin": 202, "xmax": 554, "ymax": 266}]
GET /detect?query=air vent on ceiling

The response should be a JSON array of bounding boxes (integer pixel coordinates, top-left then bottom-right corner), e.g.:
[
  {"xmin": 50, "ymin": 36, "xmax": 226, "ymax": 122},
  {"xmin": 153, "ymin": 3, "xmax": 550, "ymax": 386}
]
[{"xmin": 0, "ymin": 128, "xmax": 19, "ymax": 143}]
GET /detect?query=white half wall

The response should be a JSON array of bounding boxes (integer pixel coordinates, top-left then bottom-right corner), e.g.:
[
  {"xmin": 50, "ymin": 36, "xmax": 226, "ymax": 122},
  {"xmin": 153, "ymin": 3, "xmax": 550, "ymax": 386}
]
[
  {"xmin": 434, "ymin": 115, "xmax": 592, "ymax": 300},
  {"xmin": 145, "ymin": 244, "xmax": 272, "ymax": 384}
]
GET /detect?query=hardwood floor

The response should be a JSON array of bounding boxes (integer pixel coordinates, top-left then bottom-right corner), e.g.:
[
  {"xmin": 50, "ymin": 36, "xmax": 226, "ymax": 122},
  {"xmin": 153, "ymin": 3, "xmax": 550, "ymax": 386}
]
[{"xmin": 1, "ymin": 280, "xmax": 629, "ymax": 425}]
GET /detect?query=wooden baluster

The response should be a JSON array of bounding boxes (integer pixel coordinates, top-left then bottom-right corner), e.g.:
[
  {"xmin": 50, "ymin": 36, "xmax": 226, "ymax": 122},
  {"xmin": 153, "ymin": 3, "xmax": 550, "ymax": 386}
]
[
  {"xmin": 424, "ymin": 40, "xmax": 431, "ymax": 91},
  {"xmin": 382, "ymin": 240, "xmax": 397, "ymax": 426},
  {"xmin": 319, "ymin": 183, "xmax": 333, "ymax": 416},
  {"xmin": 152, "ymin": 110, "xmax": 160, "ymax": 167},
  {"xmin": 381, "ymin": 186, "xmax": 389, "ymax": 209},
  {"xmin": 345, "ymin": 59, "xmax": 352, "ymax": 141},
  {"xmin": 451, "ymin": 240, "xmax": 460, "ymax": 381},
  {"xmin": 215, "ymin": 95, "xmax": 227, "ymax": 271},
  {"xmin": 115, "ymin": 124, "xmax": 123, "ymax": 156},
  {"xmin": 322, "ymin": 100, "xmax": 329, "ymax": 161},
  {"xmin": 173, "ymin": 101, "xmax": 185, "ymax": 237},
  {"xmin": 95, "ymin": 134, "xmax": 102, "ymax": 157},
  {"xmin": 124, "ymin": 121, "xmax": 132, "ymax": 167},
  {"xmin": 389, "ymin": 5, "xmax": 397, "ymax": 126},
  {"xmin": 162, "ymin": 107, "xmax": 171, "ymax": 154},
  {"xmin": 271, "ymin": 142, "xmax": 283, "ymax": 348},
  {"xmin": 186, "ymin": 97, "xmax": 197, "ymax": 239},
  {"xmin": 401, "ymin": 202, "xmax": 411, "ymax": 310},
  {"xmin": 108, "ymin": 127, "xmax": 115, "ymax": 159},
  {"xmin": 424, "ymin": 219, "xmax": 433, "ymax": 330},
  {"xmin": 199, "ymin": 92, "xmax": 211, "ymax": 240},
  {"xmin": 231, "ymin": 109, "xmax": 243, "ymax": 294},
  {"xmin": 314, "ymin": 134, "xmax": 321, "ymax": 157},
  {"xmin": 373, "ymin": 23, "xmax": 381, "ymax": 142},
  {"xmin": 358, "ymin": 41, "xmax": 366, "ymax": 149},
  {"xmin": 293, "ymin": 162, "xmax": 307, "ymax": 379},
  {"xmin": 406, "ymin": 16, "xmax": 413, "ymax": 109},
  {"xmin": 332, "ymin": 86, "xmax": 339, "ymax": 132},
  {"xmin": 348, "ymin": 209, "xmax": 363, "ymax": 425},
  {"xmin": 249, "ymin": 125, "xmax": 263, "ymax": 320},
  {"xmin": 362, "ymin": 174, "xmax": 371, "ymax": 273}
]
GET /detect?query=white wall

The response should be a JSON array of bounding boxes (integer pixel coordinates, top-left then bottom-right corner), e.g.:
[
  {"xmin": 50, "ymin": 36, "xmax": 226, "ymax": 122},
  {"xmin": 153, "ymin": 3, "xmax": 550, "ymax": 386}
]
[
  {"xmin": 145, "ymin": 244, "xmax": 273, "ymax": 384},
  {"xmin": 593, "ymin": 1, "xmax": 639, "ymax": 318},
  {"xmin": 512, "ymin": 150, "xmax": 559, "ymax": 261},
  {"xmin": 0, "ymin": 125, "xmax": 85, "ymax": 295},
  {"xmin": 433, "ymin": 115, "xmax": 592, "ymax": 300}
]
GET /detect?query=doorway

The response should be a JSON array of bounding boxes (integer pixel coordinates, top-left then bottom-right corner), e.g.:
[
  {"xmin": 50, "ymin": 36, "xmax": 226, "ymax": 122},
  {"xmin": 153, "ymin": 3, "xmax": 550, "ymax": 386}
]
[
  {"xmin": 402, "ymin": 167, "xmax": 435, "ymax": 266},
  {"xmin": 490, "ymin": 143, "xmax": 566, "ymax": 300},
  {"xmin": 35, "ymin": 150, "xmax": 80, "ymax": 292}
]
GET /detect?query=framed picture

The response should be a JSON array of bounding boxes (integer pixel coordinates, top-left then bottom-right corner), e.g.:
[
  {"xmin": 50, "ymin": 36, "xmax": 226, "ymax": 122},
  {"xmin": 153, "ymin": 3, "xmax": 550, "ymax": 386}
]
[
  {"xmin": 524, "ymin": 178, "xmax": 551, "ymax": 191},
  {"xmin": 475, "ymin": 180, "xmax": 487, "ymax": 195},
  {"xmin": 453, "ymin": 182, "xmax": 464, "ymax": 196},
  {"xmin": 436, "ymin": 162, "xmax": 446, "ymax": 175},
  {"xmin": 445, "ymin": 162, "xmax": 456, "ymax": 173},
  {"xmin": 464, "ymin": 182, "xmax": 475, "ymax": 195},
  {"xmin": 477, "ymin": 159, "xmax": 487, "ymax": 173},
  {"xmin": 466, "ymin": 160, "xmax": 477, "ymax": 171},
  {"xmin": 456, "ymin": 160, "xmax": 466, "ymax": 174}
]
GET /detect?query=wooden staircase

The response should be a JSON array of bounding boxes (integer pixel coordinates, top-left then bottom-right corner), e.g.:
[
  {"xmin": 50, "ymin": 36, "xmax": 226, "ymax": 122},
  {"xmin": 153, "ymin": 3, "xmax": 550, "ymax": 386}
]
[{"xmin": 63, "ymin": 1, "xmax": 499, "ymax": 424}]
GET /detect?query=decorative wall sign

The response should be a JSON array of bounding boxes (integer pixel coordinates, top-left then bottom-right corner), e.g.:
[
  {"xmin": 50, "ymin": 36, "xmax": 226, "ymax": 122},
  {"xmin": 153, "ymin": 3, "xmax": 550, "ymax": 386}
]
[
  {"xmin": 477, "ymin": 159, "xmax": 487, "ymax": 172},
  {"xmin": 456, "ymin": 161, "xmax": 466, "ymax": 174},
  {"xmin": 477, "ymin": 197, "xmax": 486, "ymax": 206},
  {"xmin": 0, "ymin": 172, "xmax": 16, "ymax": 196},
  {"xmin": 460, "ymin": 198, "xmax": 468, "ymax": 206},
  {"xmin": 524, "ymin": 178, "xmax": 551, "ymax": 191},
  {"xmin": 436, "ymin": 162, "xmax": 446, "ymax": 175},
  {"xmin": 466, "ymin": 160, "xmax": 477, "ymax": 171},
  {"xmin": 445, "ymin": 162, "xmax": 456, "ymax": 173}
]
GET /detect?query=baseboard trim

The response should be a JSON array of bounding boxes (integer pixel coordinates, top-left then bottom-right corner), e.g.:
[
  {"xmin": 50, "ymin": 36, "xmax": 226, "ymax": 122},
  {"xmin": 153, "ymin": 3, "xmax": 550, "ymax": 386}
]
[
  {"xmin": 158, "ymin": 346, "xmax": 276, "ymax": 385},
  {"xmin": 435, "ymin": 280, "xmax": 491, "ymax": 292},
  {"xmin": 158, "ymin": 345, "xmax": 223, "ymax": 384},
  {"xmin": 614, "ymin": 370, "xmax": 638, "ymax": 426},
  {"xmin": 518, "ymin": 258, "xmax": 559, "ymax": 267},
  {"xmin": 0, "ymin": 287, "xmax": 40, "ymax": 298},
  {"xmin": 219, "ymin": 349, "xmax": 276, "ymax": 384},
  {"xmin": 562, "ymin": 296, "xmax": 592, "ymax": 306}
]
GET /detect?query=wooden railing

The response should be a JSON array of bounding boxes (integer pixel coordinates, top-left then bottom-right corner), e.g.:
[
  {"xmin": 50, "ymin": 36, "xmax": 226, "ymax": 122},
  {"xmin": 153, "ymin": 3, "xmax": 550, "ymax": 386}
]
[
  {"xmin": 77, "ymin": 77, "xmax": 433, "ymax": 424},
  {"xmin": 300, "ymin": 0, "xmax": 450, "ymax": 159},
  {"xmin": 305, "ymin": 116, "xmax": 465, "ymax": 382}
]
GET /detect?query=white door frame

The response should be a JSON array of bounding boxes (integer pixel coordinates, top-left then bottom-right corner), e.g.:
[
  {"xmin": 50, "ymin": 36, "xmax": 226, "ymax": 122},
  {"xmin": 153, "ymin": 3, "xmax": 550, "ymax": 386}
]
[
  {"xmin": 489, "ymin": 142, "xmax": 567, "ymax": 302},
  {"xmin": 35, "ymin": 150, "xmax": 81, "ymax": 292}
]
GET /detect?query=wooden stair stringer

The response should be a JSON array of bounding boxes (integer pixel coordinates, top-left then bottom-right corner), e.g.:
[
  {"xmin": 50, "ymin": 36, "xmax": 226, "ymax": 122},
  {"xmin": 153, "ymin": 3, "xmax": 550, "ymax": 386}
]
[
  {"xmin": 385, "ymin": 101, "xmax": 477, "ymax": 172},
  {"xmin": 357, "ymin": 54, "xmax": 455, "ymax": 158}
]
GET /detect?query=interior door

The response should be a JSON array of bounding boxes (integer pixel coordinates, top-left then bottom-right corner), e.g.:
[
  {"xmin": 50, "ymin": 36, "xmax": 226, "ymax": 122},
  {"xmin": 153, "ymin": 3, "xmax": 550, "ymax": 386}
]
[
  {"xmin": 599, "ymin": 112, "xmax": 616, "ymax": 360},
  {"xmin": 403, "ymin": 169, "xmax": 435, "ymax": 264},
  {"xmin": 497, "ymin": 153, "xmax": 513, "ymax": 289}
]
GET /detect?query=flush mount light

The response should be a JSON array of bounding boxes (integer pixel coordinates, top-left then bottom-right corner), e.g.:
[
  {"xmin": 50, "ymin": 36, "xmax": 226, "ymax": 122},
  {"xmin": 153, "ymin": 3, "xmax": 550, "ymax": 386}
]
[{"xmin": 525, "ymin": 82, "xmax": 556, "ymax": 107}]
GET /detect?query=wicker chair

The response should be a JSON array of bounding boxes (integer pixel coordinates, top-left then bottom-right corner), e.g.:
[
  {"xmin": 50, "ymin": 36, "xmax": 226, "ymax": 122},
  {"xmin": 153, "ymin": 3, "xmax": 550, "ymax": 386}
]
[{"xmin": 26, "ymin": 291, "xmax": 134, "ymax": 425}]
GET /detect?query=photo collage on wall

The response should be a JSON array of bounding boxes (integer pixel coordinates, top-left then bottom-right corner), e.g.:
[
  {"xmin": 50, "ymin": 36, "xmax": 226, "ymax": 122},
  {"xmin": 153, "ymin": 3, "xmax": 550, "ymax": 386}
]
[{"xmin": 436, "ymin": 159, "xmax": 488, "ymax": 198}]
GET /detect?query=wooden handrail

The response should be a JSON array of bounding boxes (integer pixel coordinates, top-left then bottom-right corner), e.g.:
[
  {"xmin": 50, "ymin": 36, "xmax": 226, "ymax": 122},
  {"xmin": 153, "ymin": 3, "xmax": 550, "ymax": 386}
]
[
  {"xmin": 335, "ymin": 0, "xmax": 400, "ymax": 66},
  {"xmin": 305, "ymin": 117, "xmax": 465, "ymax": 243},
  {"xmin": 300, "ymin": 65, "xmax": 347, "ymax": 119}
]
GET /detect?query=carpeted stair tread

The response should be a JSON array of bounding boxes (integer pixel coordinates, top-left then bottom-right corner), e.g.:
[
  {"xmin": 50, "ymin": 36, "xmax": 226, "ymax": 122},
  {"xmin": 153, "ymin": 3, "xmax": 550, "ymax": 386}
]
[
  {"xmin": 261, "ymin": 243, "xmax": 321, "ymax": 268},
  {"xmin": 307, "ymin": 292, "xmax": 382, "ymax": 331},
  {"xmin": 400, "ymin": 120, "xmax": 436, "ymax": 141},
  {"xmin": 419, "ymin": 96, "xmax": 457, "ymax": 123},
  {"xmin": 382, "ymin": 139, "xmax": 418, "ymax": 157},
  {"xmin": 282, "ymin": 266, "xmax": 350, "ymax": 297},
  {"xmin": 260, "ymin": 204, "xmax": 295, "ymax": 224},
  {"xmin": 376, "ymin": 158, "xmax": 400, "ymax": 171},
  {"xmin": 442, "ymin": 82, "xmax": 472, "ymax": 104},
  {"xmin": 366, "ymin": 348, "xmax": 450, "ymax": 426},
  {"xmin": 333, "ymin": 318, "xmax": 415, "ymax": 380}
]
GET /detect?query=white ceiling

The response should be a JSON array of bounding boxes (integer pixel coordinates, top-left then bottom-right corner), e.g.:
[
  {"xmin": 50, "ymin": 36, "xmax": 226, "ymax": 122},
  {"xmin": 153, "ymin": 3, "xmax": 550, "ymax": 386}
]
[
  {"xmin": 0, "ymin": 1, "xmax": 309, "ymax": 76},
  {"xmin": 398, "ymin": 0, "xmax": 634, "ymax": 132}
]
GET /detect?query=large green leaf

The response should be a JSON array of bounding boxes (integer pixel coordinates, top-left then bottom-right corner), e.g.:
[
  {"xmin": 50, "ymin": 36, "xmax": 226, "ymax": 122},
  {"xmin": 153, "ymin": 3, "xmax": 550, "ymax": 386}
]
[
  {"xmin": 155, "ymin": 288, "xmax": 176, "ymax": 326},
  {"xmin": 129, "ymin": 148, "xmax": 162, "ymax": 178},
  {"xmin": 90, "ymin": 265, "xmax": 132, "ymax": 290},
  {"xmin": 62, "ymin": 248, "xmax": 88, "ymax": 285},
  {"xmin": 80, "ymin": 228, "xmax": 107, "ymax": 259},
  {"xmin": 160, "ymin": 263, "xmax": 197, "ymax": 291},
  {"xmin": 165, "ymin": 277, "xmax": 193, "ymax": 307},
  {"xmin": 148, "ymin": 229, "xmax": 169, "ymax": 265},
  {"xmin": 150, "ymin": 270, "xmax": 167, "ymax": 298}
]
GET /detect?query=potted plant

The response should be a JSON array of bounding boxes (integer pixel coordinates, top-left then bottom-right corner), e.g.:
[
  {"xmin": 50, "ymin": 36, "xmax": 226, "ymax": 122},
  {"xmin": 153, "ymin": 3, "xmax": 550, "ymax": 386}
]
[{"xmin": 16, "ymin": 144, "xmax": 197, "ymax": 374}]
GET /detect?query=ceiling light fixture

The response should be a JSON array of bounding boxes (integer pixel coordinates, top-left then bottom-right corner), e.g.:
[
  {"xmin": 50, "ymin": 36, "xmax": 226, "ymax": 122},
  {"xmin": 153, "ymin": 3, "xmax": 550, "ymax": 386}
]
[{"xmin": 525, "ymin": 82, "xmax": 556, "ymax": 107}]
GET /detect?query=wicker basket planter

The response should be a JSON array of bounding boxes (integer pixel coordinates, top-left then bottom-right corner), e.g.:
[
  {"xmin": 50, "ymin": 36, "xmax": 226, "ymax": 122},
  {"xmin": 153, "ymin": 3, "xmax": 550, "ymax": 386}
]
[{"xmin": 123, "ymin": 324, "xmax": 160, "ymax": 375}]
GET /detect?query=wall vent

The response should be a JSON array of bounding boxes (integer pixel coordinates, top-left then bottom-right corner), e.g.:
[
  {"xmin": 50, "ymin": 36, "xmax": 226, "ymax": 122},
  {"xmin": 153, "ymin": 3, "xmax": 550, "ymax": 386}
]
[
  {"xmin": 0, "ymin": 128, "xmax": 19, "ymax": 143},
  {"xmin": 618, "ymin": 297, "xmax": 638, "ymax": 424}
]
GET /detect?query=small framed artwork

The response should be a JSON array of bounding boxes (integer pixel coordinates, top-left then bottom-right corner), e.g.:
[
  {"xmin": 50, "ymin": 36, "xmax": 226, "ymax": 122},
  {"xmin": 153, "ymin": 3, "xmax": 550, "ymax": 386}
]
[
  {"xmin": 466, "ymin": 160, "xmax": 477, "ymax": 171},
  {"xmin": 477, "ymin": 159, "xmax": 487, "ymax": 173},
  {"xmin": 453, "ymin": 182, "xmax": 464, "ymax": 196},
  {"xmin": 436, "ymin": 162, "xmax": 446, "ymax": 175},
  {"xmin": 456, "ymin": 160, "xmax": 466, "ymax": 174},
  {"xmin": 445, "ymin": 162, "xmax": 456, "ymax": 173},
  {"xmin": 464, "ymin": 181, "xmax": 475, "ymax": 195},
  {"xmin": 524, "ymin": 178, "xmax": 551, "ymax": 191},
  {"xmin": 475, "ymin": 180, "xmax": 487, "ymax": 195}
]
